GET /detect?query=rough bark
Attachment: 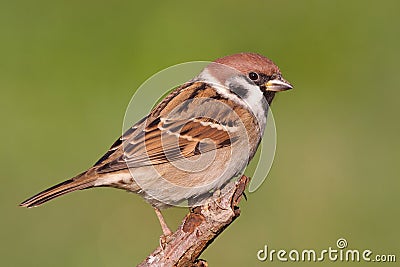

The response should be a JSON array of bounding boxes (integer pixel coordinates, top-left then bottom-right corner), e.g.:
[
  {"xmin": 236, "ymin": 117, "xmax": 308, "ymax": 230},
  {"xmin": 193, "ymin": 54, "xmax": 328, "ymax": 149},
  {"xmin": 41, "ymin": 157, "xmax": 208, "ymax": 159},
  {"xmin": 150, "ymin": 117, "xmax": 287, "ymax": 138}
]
[{"xmin": 138, "ymin": 175, "xmax": 249, "ymax": 267}]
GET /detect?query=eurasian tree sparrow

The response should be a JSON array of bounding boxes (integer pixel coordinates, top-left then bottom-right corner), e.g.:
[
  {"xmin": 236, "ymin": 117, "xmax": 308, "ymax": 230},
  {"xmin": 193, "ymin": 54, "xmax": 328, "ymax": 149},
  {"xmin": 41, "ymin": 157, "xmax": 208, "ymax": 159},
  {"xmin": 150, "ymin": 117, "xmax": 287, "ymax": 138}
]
[{"xmin": 20, "ymin": 53, "xmax": 293, "ymax": 235}]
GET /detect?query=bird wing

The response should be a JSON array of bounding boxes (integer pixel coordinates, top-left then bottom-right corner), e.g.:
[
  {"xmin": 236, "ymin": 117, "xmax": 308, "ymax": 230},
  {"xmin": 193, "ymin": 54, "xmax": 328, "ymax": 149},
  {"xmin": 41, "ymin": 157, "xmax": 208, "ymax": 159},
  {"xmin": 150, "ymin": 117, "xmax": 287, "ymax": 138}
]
[{"xmin": 94, "ymin": 81, "xmax": 245, "ymax": 173}]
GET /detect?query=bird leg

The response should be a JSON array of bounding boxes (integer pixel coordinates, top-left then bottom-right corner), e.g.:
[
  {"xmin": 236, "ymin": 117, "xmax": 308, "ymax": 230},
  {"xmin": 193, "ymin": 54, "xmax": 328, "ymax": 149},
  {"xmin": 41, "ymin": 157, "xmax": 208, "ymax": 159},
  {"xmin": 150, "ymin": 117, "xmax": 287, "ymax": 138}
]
[{"xmin": 154, "ymin": 207, "xmax": 172, "ymax": 236}]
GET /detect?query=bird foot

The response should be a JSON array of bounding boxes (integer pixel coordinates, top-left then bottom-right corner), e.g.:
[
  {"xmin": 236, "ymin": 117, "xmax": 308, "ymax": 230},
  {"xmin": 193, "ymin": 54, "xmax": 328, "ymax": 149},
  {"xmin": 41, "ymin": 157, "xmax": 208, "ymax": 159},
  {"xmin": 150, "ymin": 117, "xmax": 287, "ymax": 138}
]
[
  {"xmin": 159, "ymin": 232, "xmax": 173, "ymax": 249},
  {"xmin": 154, "ymin": 207, "xmax": 173, "ymax": 248}
]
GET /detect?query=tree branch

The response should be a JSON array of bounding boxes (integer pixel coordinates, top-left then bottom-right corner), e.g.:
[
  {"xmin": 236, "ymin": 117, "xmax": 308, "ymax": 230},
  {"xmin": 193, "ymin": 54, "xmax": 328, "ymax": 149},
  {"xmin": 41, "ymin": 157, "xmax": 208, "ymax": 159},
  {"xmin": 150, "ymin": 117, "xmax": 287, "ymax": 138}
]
[{"xmin": 138, "ymin": 175, "xmax": 249, "ymax": 267}]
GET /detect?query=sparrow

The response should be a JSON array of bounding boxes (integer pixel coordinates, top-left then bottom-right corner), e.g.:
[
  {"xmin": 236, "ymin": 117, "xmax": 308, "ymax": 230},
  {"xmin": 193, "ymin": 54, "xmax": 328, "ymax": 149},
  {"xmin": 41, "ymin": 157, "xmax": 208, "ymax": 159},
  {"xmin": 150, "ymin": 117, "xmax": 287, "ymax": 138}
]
[{"xmin": 20, "ymin": 53, "xmax": 293, "ymax": 236}]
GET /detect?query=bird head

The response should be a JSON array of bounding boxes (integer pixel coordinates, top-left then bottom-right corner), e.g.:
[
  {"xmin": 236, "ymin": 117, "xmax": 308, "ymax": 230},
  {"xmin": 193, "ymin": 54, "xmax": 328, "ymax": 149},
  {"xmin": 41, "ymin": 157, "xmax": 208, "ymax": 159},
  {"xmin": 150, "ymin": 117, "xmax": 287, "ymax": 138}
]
[{"xmin": 199, "ymin": 52, "xmax": 293, "ymax": 105}]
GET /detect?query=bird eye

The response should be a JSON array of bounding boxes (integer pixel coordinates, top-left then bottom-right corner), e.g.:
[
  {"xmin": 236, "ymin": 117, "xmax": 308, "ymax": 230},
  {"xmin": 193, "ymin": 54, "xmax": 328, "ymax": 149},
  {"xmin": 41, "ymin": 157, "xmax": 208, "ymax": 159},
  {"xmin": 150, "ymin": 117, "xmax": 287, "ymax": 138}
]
[{"xmin": 248, "ymin": 72, "xmax": 259, "ymax": 81}]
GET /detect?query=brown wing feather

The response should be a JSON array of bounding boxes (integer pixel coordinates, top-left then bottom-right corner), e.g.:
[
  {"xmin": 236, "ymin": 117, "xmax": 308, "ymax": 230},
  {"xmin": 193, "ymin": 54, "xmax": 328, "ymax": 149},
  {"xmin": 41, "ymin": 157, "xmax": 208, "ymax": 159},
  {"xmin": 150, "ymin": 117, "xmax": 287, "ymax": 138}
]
[{"xmin": 94, "ymin": 81, "xmax": 250, "ymax": 173}]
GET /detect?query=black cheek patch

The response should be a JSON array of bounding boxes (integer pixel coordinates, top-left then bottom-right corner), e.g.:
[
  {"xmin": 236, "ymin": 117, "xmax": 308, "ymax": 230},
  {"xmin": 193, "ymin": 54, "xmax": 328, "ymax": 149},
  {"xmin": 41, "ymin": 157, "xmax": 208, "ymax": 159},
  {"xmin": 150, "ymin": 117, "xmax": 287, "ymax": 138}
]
[{"xmin": 229, "ymin": 84, "xmax": 249, "ymax": 99}]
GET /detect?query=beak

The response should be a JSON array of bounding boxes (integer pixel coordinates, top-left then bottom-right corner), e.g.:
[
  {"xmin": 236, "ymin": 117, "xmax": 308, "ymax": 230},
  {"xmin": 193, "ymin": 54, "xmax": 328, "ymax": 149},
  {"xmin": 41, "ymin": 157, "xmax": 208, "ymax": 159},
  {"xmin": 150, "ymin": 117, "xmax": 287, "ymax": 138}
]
[{"xmin": 265, "ymin": 78, "xmax": 293, "ymax": 92}]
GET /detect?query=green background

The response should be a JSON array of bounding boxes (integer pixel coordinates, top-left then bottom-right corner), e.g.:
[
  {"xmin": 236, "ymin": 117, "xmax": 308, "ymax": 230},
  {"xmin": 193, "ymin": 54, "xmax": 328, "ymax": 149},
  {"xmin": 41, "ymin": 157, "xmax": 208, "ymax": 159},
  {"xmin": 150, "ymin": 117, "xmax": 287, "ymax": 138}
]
[{"xmin": 1, "ymin": 0, "xmax": 399, "ymax": 266}]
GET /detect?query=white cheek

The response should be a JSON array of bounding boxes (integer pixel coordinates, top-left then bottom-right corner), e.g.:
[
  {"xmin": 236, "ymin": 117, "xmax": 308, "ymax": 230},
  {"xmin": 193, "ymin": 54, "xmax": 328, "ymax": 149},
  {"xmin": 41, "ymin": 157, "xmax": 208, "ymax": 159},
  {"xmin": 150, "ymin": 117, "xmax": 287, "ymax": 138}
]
[
  {"xmin": 197, "ymin": 69, "xmax": 267, "ymax": 133},
  {"xmin": 229, "ymin": 77, "xmax": 268, "ymax": 133},
  {"xmin": 197, "ymin": 69, "xmax": 244, "ymax": 104}
]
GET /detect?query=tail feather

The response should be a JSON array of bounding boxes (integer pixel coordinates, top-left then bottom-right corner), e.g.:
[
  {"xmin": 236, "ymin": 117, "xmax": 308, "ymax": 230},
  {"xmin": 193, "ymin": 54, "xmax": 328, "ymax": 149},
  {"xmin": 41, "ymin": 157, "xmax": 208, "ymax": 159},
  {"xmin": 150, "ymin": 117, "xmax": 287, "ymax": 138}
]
[{"xmin": 20, "ymin": 172, "xmax": 96, "ymax": 208}]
